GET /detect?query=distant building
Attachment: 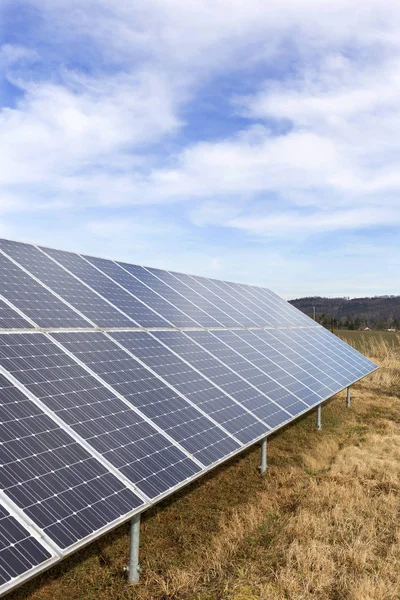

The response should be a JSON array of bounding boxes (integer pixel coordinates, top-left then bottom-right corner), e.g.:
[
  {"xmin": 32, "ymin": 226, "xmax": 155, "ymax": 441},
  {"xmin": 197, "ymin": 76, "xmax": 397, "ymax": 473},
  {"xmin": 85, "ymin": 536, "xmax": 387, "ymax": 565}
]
[{"xmin": 387, "ymin": 328, "xmax": 396, "ymax": 332}]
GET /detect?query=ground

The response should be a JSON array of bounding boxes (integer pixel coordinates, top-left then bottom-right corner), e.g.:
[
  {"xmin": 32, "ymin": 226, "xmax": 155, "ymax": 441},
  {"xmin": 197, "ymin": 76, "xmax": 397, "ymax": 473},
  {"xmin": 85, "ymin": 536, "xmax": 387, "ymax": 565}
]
[{"xmin": 9, "ymin": 333, "xmax": 400, "ymax": 600}]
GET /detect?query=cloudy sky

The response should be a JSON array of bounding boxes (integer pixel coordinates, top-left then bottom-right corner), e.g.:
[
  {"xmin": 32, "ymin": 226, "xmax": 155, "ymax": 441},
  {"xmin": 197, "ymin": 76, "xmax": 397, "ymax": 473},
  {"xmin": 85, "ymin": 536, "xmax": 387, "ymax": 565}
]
[{"xmin": 0, "ymin": 1, "xmax": 399, "ymax": 298}]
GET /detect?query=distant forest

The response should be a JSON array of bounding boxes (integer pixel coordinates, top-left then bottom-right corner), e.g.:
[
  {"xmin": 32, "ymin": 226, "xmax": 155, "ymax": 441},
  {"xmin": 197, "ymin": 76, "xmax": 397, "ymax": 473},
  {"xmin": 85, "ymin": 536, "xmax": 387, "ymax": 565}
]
[{"xmin": 289, "ymin": 295, "xmax": 400, "ymax": 330}]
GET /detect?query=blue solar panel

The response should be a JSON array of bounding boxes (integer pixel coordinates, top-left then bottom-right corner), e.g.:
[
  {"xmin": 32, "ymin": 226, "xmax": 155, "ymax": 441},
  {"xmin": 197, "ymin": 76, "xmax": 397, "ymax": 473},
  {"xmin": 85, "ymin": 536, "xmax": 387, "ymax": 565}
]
[
  {"xmin": 250, "ymin": 329, "xmax": 342, "ymax": 394},
  {"xmin": 0, "ymin": 370, "xmax": 143, "ymax": 549},
  {"xmin": 0, "ymin": 252, "xmax": 90, "ymax": 329},
  {"xmin": 109, "ymin": 330, "xmax": 263, "ymax": 446},
  {"xmin": 206, "ymin": 278, "xmax": 281, "ymax": 327},
  {"xmin": 112, "ymin": 263, "xmax": 204, "ymax": 327},
  {"xmin": 0, "ymin": 298, "xmax": 33, "ymax": 330},
  {"xmin": 0, "ymin": 505, "xmax": 53, "ymax": 589},
  {"xmin": 210, "ymin": 330, "xmax": 312, "ymax": 416},
  {"xmin": 0, "ymin": 240, "xmax": 135, "ymax": 328},
  {"xmin": 233, "ymin": 329, "xmax": 329, "ymax": 404},
  {"xmin": 146, "ymin": 268, "xmax": 241, "ymax": 327},
  {"xmin": 188, "ymin": 275, "xmax": 260, "ymax": 327},
  {"xmin": 49, "ymin": 331, "xmax": 241, "ymax": 467},
  {"xmin": 244, "ymin": 284, "xmax": 316, "ymax": 327},
  {"xmin": 183, "ymin": 330, "xmax": 298, "ymax": 426},
  {"xmin": 0, "ymin": 334, "xmax": 200, "ymax": 500},
  {"xmin": 116, "ymin": 264, "xmax": 222, "ymax": 327},
  {"xmin": 222, "ymin": 281, "xmax": 294, "ymax": 327},
  {"xmin": 168, "ymin": 271, "xmax": 242, "ymax": 327},
  {"xmin": 39, "ymin": 248, "xmax": 170, "ymax": 328},
  {"xmin": 83, "ymin": 256, "xmax": 201, "ymax": 328}
]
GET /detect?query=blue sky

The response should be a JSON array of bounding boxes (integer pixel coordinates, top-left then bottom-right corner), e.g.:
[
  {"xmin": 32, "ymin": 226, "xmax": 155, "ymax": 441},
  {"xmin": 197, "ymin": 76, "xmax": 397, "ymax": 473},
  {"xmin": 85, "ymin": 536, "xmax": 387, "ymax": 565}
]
[{"xmin": 0, "ymin": 0, "xmax": 399, "ymax": 298}]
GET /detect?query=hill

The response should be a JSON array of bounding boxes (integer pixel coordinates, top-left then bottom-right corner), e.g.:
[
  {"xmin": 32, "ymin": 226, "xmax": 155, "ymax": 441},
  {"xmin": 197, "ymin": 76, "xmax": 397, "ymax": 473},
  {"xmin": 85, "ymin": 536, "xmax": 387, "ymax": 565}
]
[{"xmin": 289, "ymin": 295, "xmax": 400, "ymax": 329}]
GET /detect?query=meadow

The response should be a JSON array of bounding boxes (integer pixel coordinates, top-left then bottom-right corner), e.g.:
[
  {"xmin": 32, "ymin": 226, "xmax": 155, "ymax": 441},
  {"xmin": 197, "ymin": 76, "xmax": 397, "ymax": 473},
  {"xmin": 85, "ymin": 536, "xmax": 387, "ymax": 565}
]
[
  {"xmin": 9, "ymin": 332, "xmax": 400, "ymax": 600},
  {"xmin": 337, "ymin": 328, "xmax": 400, "ymax": 348}
]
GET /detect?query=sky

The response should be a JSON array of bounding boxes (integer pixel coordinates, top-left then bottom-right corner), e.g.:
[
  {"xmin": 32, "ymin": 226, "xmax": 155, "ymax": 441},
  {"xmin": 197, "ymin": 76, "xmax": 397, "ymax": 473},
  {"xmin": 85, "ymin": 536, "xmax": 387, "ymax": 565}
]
[{"xmin": 0, "ymin": 1, "xmax": 399, "ymax": 299}]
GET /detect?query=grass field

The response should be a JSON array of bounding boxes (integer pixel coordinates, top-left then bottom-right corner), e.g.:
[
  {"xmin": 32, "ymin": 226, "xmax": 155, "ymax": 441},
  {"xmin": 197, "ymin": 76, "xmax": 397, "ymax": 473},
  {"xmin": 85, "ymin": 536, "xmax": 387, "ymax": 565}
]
[
  {"xmin": 336, "ymin": 328, "xmax": 400, "ymax": 348},
  {"xmin": 9, "ymin": 332, "xmax": 400, "ymax": 600}
]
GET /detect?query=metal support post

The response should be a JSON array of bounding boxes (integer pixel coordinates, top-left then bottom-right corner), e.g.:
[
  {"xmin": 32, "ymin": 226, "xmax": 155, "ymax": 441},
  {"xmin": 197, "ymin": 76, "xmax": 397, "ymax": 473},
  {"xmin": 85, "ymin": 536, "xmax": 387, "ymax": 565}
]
[
  {"xmin": 316, "ymin": 404, "xmax": 322, "ymax": 430},
  {"xmin": 127, "ymin": 514, "xmax": 141, "ymax": 584},
  {"xmin": 346, "ymin": 386, "xmax": 351, "ymax": 408},
  {"xmin": 259, "ymin": 437, "xmax": 268, "ymax": 474}
]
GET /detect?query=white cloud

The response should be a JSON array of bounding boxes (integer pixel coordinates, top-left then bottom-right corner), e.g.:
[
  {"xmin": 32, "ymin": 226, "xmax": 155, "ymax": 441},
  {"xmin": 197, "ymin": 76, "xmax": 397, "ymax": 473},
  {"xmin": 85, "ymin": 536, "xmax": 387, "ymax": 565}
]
[
  {"xmin": 1, "ymin": 0, "xmax": 400, "ymax": 298},
  {"xmin": 0, "ymin": 44, "xmax": 37, "ymax": 67}
]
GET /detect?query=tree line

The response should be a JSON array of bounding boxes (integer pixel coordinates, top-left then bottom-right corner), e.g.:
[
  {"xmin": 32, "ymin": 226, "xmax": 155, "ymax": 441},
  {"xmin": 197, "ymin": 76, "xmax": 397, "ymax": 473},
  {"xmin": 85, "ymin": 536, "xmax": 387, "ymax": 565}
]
[{"xmin": 289, "ymin": 295, "xmax": 400, "ymax": 330}]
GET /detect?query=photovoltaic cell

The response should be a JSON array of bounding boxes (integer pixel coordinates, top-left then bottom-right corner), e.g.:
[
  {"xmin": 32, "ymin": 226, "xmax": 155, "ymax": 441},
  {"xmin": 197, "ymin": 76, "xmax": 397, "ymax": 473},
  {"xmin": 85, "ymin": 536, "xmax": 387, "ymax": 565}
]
[
  {"xmin": 302, "ymin": 327, "xmax": 376, "ymax": 376},
  {"xmin": 109, "ymin": 330, "xmax": 253, "ymax": 448},
  {"xmin": 39, "ymin": 248, "xmax": 169, "ymax": 328},
  {"xmin": 49, "ymin": 331, "xmax": 238, "ymax": 467},
  {"xmin": 0, "ymin": 299, "xmax": 33, "ymax": 330},
  {"xmin": 221, "ymin": 281, "xmax": 292, "ymax": 327},
  {"xmin": 0, "ymin": 334, "xmax": 200, "ymax": 500},
  {"xmin": 0, "ymin": 370, "xmax": 143, "ymax": 549},
  {"xmin": 246, "ymin": 284, "xmax": 315, "ymax": 327},
  {"xmin": 147, "ymin": 330, "xmax": 269, "ymax": 442},
  {"xmin": 0, "ymin": 252, "xmax": 89, "ymax": 329},
  {"xmin": 0, "ymin": 240, "xmax": 135, "ymax": 328},
  {"xmin": 0, "ymin": 505, "xmax": 52, "ymax": 587}
]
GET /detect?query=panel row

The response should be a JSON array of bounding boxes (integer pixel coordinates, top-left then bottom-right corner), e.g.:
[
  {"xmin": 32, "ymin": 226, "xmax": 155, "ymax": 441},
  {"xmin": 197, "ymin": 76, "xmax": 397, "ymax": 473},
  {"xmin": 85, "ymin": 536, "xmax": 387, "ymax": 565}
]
[
  {"xmin": 0, "ymin": 239, "xmax": 317, "ymax": 329},
  {"xmin": 0, "ymin": 324, "xmax": 376, "ymax": 595}
]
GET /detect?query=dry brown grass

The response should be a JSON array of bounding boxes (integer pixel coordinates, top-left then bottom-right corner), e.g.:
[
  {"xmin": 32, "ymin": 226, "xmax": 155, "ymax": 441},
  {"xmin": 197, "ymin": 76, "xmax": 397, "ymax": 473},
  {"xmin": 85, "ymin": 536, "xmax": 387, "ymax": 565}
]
[{"xmin": 9, "ymin": 336, "xmax": 400, "ymax": 600}]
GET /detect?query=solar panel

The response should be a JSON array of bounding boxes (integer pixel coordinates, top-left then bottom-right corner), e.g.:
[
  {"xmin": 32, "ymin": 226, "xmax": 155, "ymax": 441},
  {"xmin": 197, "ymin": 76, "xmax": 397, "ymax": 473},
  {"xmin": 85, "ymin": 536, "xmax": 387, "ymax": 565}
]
[
  {"xmin": 145, "ymin": 267, "xmax": 242, "ymax": 327},
  {"xmin": 0, "ymin": 333, "xmax": 202, "ymax": 500},
  {"xmin": 0, "ymin": 370, "xmax": 143, "ymax": 549},
  {"xmin": 83, "ymin": 256, "xmax": 203, "ymax": 328},
  {"xmin": 111, "ymin": 262, "xmax": 222, "ymax": 328},
  {"xmin": 0, "ymin": 505, "xmax": 54, "ymax": 592},
  {"xmin": 0, "ymin": 238, "xmax": 378, "ymax": 595},
  {"xmin": 0, "ymin": 252, "xmax": 90, "ymax": 328},
  {"xmin": 188, "ymin": 275, "xmax": 261, "ymax": 326},
  {"xmin": 48, "ymin": 331, "xmax": 243, "ymax": 467},
  {"xmin": 0, "ymin": 240, "xmax": 135, "ymax": 328},
  {"xmin": 0, "ymin": 298, "xmax": 34, "ymax": 330},
  {"xmin": 109, "ymin": 330, "xmax": 261, "ymax": 446},
  {"xmin": 39, "ymin": 247, "xmax": 170, "ymax": 328}
]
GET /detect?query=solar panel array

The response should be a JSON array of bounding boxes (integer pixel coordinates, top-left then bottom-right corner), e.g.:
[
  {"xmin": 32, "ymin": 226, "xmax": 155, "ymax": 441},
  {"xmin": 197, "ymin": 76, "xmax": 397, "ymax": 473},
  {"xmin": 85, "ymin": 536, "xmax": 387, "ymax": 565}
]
[{"xmin": 0, "ymin": 238, "xmax": 377, "ymax": 595}]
